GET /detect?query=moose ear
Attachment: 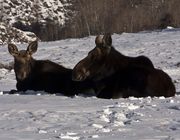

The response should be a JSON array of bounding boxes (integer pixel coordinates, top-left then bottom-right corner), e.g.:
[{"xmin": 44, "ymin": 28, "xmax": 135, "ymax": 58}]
[
  {"xmin": 95, "ymin": 35, "xmax": 103, "ymax": 46},
  {"xmin": 27, "ymin": 40, "xmax": 38, "ymax": 55},
  {"xmin": 102, "ymin": 33, "xmax": 112, "ymax": 46},
  {"xmin": 101, "ymin": 33, "xmax": 112, "ymax": 54},
  {"xmin": 8, "ymin": 44, "xmax": 19, "ymax": 56}
]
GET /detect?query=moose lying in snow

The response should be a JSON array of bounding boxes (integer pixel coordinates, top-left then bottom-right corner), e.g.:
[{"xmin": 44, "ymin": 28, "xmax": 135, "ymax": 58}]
[
  {"xmin": 8, "ymin": 40, "xmax": 94, "ymax": 96},
  {"xmin": 72, "ymin": 34, "xmax": 175, "ymax": 99}
]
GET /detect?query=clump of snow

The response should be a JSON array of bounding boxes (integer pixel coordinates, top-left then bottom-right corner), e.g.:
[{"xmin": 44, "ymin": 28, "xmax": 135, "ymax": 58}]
[
  {"xmin": 167, "ymin": 26, "xmax": 174, "ymax": 29},
  {"xmin": 1, "ymin": 0, "xmax": 71, "ymax": 26},
  {"xmin": 1, "ymin": 0, "xmax": 73, "ymax": 44},
  {"xmin": 92, "ymin": 124, "xmax": 104, "ymax": 129},
  {"xmin": 162, "ymin": 26, "xmax": 177, "ymax": 32},
  {"xmin": 0, "ymin": 22, "xmax": 37, "ymax": 44}
]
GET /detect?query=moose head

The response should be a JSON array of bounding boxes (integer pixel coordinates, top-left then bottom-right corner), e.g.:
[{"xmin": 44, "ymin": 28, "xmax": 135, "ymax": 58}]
[
  {"xmin": 72, "ymin": 33, "xmax": 114, "ymax": 81},
  {"xmin": 8, "ymin": 40, "xmax": 38, "ymax": 81}
]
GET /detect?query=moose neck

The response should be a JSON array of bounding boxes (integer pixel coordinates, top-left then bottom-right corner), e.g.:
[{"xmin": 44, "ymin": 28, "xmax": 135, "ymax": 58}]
[
  {"xmin": 28, "ymin": 57, "xmax": 36, "ymax": 70},
  {"xmin": 102, "ymin": 47, "xmax": 128, "ymax": 76}
]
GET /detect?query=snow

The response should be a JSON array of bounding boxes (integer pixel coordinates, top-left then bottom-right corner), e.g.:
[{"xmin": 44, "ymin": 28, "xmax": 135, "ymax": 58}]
[
  {"xmin": 0, "ymin": 0, "xmax": 73, "ymax": 44},
  {"xmin": 0, "ymin": 29, "xmax": 180, "ymax": 139},
  {"xmin": 0, "ymin": 22, "xmax": 37, "ymax": 44},
  {"xmin": 2, "ymin": 0, "xmax": 70, "ymax": 25}
]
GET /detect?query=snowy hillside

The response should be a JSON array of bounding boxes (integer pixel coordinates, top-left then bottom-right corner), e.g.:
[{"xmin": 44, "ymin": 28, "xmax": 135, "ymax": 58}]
[
  {"xmin": 1, "ymin": 0, "xmax": 71, "ymax": 25},
  {"xmin": 0, "ymin": 0, "xmax": 73, "ymax": 44},
  {"xmin": 0, "ymin": 29, "xmax": 180, "ymax": 139},
  {"xmin": 0, "ymin": 22, "xmax": 37, "ymax": 44}
]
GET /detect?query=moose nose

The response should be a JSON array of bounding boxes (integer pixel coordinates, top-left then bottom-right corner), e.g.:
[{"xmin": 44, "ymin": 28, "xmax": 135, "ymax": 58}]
[
  {"xmin": 72, "ymin": 68, "xmax": 89, "ymax": 81},
  {"xmin": 72, "ymin": 74, "xmax": 82, "ymax": 81},
  {"xmin": 16, "ymin": 72, "xmax": 27, "ymax": 81},
  {"xmin": 72, "ymin": 71, "xmax": 83, "ymax": 81}
]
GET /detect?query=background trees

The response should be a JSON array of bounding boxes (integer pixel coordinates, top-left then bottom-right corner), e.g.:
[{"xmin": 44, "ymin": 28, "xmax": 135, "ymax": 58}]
[
  {"xmin": 8, "ymin": 0, "xmax": 180, "ymax": 40},
  {"xmin": 62, "ymin": 0, "xmax": 177, "ymax": 39}
]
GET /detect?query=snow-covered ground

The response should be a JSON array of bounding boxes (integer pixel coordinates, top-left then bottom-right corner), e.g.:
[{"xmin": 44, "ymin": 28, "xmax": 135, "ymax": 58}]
[{"xmin": 0, "ymin": 29, "xmax": 180, "ymax": 140}]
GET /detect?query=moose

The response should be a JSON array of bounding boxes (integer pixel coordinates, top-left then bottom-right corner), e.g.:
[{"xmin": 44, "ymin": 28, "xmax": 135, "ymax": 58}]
[
  {"xmin": 72, "ymin": 34, "xmax": 175, "ymax": 99},
  {"xmin": 8, "ymin": 40, "xmax": 94, "ymax": 96}
]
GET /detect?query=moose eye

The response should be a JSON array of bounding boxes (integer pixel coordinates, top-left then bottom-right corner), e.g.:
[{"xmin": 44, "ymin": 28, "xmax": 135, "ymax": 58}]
[
  {"xmin": 88, "ymin": 52, "xmax": 96, "ymax": 60},
  {"xmin": 13, "ymin": 52, "xmax": 20, "ymax": 57}
]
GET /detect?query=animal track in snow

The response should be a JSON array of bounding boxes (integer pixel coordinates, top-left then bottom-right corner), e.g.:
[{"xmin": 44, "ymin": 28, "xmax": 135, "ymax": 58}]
[{"xmin": 92, "ymin": 102, "xmax": 142, "ymax": 134}]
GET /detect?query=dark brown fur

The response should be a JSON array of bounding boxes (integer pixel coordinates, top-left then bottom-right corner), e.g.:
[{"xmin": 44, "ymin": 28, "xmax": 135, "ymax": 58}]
[
  {"xmin": 72, "ymin": 34, "xmax": 175, "ymax": 99},
  {"xmin": 96, "ymin": 66, "xmax": 175, "ymax": 99},
  {"xmin": 8, "ymin": 41, "xmax": 94, "ymax": 96},
  {"xmin": 72, "ymin": 34, "xmax": 154, "ymax": 81}
]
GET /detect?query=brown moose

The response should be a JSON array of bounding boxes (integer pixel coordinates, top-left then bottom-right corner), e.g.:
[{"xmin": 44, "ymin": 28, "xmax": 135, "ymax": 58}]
[
  {"xmin": 72, "ymin": 34, "xmax": 175, "ymax": 99},
  {"xmin": 8, "ymin": 40, "xmax": 94, "ymax": 96}
]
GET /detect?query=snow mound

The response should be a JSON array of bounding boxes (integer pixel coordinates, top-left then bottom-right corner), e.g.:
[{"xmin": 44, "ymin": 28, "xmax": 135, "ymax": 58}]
[
  {"xmin": 1, "ymin": 0, "xmax": 71, "ymax": 26},
  {"xmin": 0, "ymin": 22, "xmax": 37, "ymax": 44}
]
